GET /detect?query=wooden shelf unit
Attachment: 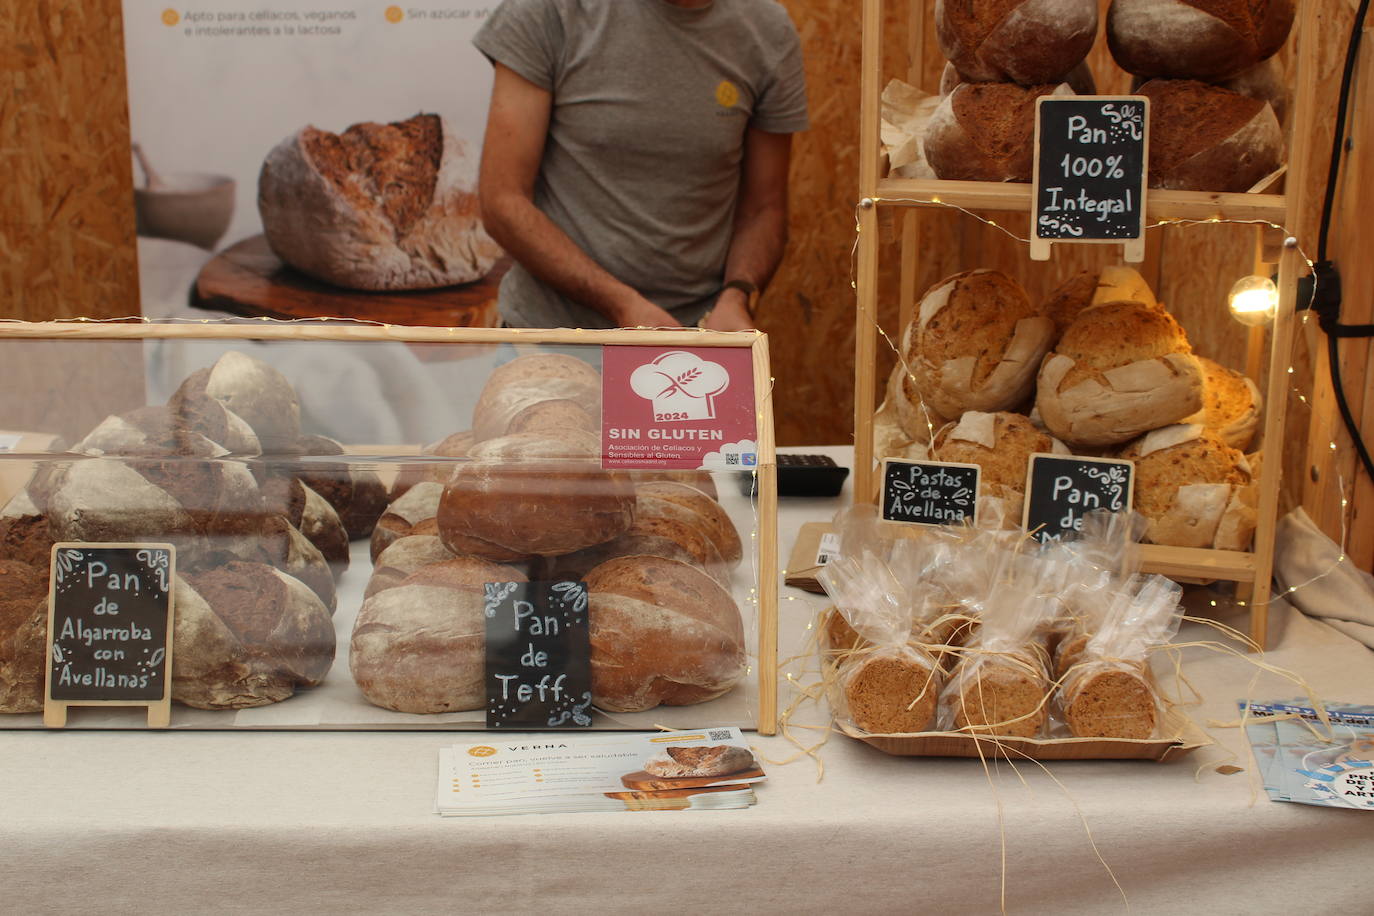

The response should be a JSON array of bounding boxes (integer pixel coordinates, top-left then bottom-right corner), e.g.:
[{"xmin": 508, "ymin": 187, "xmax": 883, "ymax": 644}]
[{"xmin": 852, "ymin": 0, "xmax": 1322, "ymax": 648}]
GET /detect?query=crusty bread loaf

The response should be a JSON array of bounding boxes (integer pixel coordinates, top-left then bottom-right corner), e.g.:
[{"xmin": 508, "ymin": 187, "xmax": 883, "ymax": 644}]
[
  {"xmin": 363, "ymin": 534, "xmax": 456, "ymax": 599},
  {"xmin": 925, "ymin": 82, "xmax": 1072, "ymax": 182},
  {"xmin": 1138, "ymin": 80, "xmax": 1283, "ymax": 192},
  {"xmin": 72, "ymin": 404, "xmax": 258, "ymax": 459},
  {"xmin": 1116, "ymin": 425, "xmax": 1257, "ymax": 549},
  {"xmin": 370, "ymin": 481, "xmax": 444, "ymax": 561},
  {"xmin": 586, "ymin": 556, "xmax": 745, "ymax": 713},
  {"xmin": 840, "ymin": 647, "xmax": 941, "ymax": 734},
  {"xmin": 388, "ymin": 429, "xmax": 474, "ymax": 501},
  {"xmin": 908, "ymin": 270, "xmax": 1055, "ymax": 419},
  {"xmin": 889, "ymin": 358, "xmax": 947, "ymax": 445},
  {"xmin": 0, "ymin": 560, "xmax": 49, "ymax": 713},
  {"xmin": 0, "ymin": 490, "xmax": 54, "ymax": 569},
  {"xmin": 625, "ymin": 491, "xmax": 729, "ymax": 585},
  {"xmin": 936, "ymin": 0, "xmax": 1097, "ymax": 84},
  {"xmin": 290, "ymin": 434, "xmax": 389, "ymax": 541},
  {"xmin": 1036, "ymin": 300, "xmax": 1204, "ymax": 447},
  {"xmin": 259, "ymin": 475, "xmax": 349, "ymax": 572},
  {"xmin": 258, "ymin": 113, "xmax": 500, "ymax": 291},
  {"xmin": 1184, "ymin": 357, "xmax": 1262, "ymax": 451},
  {"xmin": 439, "ymin": 430, "xmax": 635, "ymax": 559},
  {"xmin": 1107, "ymin": 0, "xmax": 1294, "ymax": 81},
  {"xmin": 536, "ymin": 533, "xmax": 708, "ymax": 587},
  {"xmin": 173, "ymin": 352, "xmax": 301, "ymax": 454},
  {"xmin": 471, "ymin": 354, "xmax": 602, "ymax": 443},
  {"xmin": 350, "ymin": 557, "xmax": 526, "ymax": 713},
  {"xmin": 939, "ymin": 59, "xmax": 1096, "ymax": 96},
  {"xmin": 931, "ymin": 411, "xmax": 1069, "ymax": 520},
  {"xmin": 174, "ymin": 563, "xmax": 335, "ymax": 709},
  {"xmin": 1041, "ymin": 266, "xmax": 1160, "ymax": 336},
  {"xmin": 643, "ymin": 745, "xmax": 756, "ymax": 778},
  {"xmin": 1061, "ymin": 665, "xmax": 1159, "ymax": 739},
  {"xmin": 634, "ymin": 481, "xmax": 742, "ymax": 568}
]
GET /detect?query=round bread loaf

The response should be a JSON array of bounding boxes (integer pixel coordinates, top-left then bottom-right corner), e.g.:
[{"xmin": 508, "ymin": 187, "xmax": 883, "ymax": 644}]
[
  {"xmin": 631, "ymin": 469, "xmax": 720, "ymax": 501},
  {"xmin": 471, "ymin": 354, "xmax": 602, "ymax": 443},
  {"xmin": 1036, "ymin": 301, "xmax": 1204, "ymax": 447},
  {"xmin": 1116, "ymin": 425, "xmax": 1257, "ymax": 549},
  {"xmin": 888, "ymin": 358, "xmax": 946, "ymax": 446},
  {"xmin": 175, "ymin": 562, "xmax": 335, "ymax": 709},
  {"xmin": 228, "ymin": 515, "xmax": 338, "ymax": 613},
  {"xmin": 535, "ymin": 533, "xmax": 709, "ymax": 587},
  {"xmin": 363, "ymin": 534, "xmax": 456, "ymax": 599},
  {"xmin": 1107, "ymin": 0, "xmax": 1294, "ymax": 81},
  {"xmin": 291, "ymin": 434, "xmax": 389, "ymax": 540},
  {"xmin": 71, "ymin": 404, "xmax": 257, "ymax": 459},
  {"xmin": 1184, "ymin": 357, "xmax": 1262, "ymax": 450},
  {"xmin": 585, "ymin": 556, "xmax": 745, "ymax": 713},
  {"xmin": 940, "ymin": 59, "xmax": 1096, "ymax": 96},
  {"xmin": 931, "ymin": 411, "xmax": 1070, "ymax": 520},
  {"xmin": 1138, "ymin": 80, "xmax": 1283, "ymax": 192},
  {"xmin": 625, "ymin": 491, "xmax": 729, "ymax": 585},
  {"xmin": 388, "ymin": 429, "xmax": 474, "ymax": 501},
  {"xmin": 925, "ymin": 82, "xmax": 1073, "ymax": 182},
  {"xmin": 0, "ymin": 490, "xmax": 54, "ymax": 569},
  {"xmin": 1061, "ymin": 664, "xmax": 1159, "ymax": 739},
  {"xmin": 438, "ymin": 430, "xmax": 635, "ymax": 559},
  {"xmin": 258, "ymin": 475, "xmax": 350, "ymax": 572},
  {"xmin": 936, "ymin": 0, "xmax": 1097, "ymax": 84},
  {"xmin": 173, "ymin": 352, "xmax": 301, "ymax": 454},
  {"xmin": 634, "ymin": 481, "xmax": 742, "ymax": 568},
  {"xmin": 370, "ymin": 481, "xmax": 445, "ymax": 561},
  {"xmin": 840, "ymin": 647, "xmax": 941, "ymax": 734},
  {"xmin": 1040, "ymin": 265, "xmax": 1161, "ymax": 336},
  {"xmin": 350, "ymin": 557, "xmax": 526, "ymax": 713},
  {"xmin": 0, "ymin": 560, "xmax": 49, "ymax": 713},
  {"xmin": 258, "ymin": 113, "xmax": 500, "ymax": 291},
  {"xmin": 908, "ymin": 270, "xmax": 1055, "ymax": 419}
]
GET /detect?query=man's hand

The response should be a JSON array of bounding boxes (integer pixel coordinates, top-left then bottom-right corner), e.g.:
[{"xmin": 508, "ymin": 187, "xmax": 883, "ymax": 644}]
[
  {"xmin": 610, "ymin": 294, "xmax": 682, "ymax": 328},
  {"xmin": 700, "ymin": 289, "xmax": 755, "ymax": 331}
]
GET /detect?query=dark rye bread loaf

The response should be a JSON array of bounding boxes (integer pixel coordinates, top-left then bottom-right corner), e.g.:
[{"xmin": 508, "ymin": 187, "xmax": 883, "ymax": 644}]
[
  {"xmin": 940, "ymin": 59, "xmax": 1096, "ymax": 96},
  {"xmin": 172, "ymin": 352, "xmax": 301, "ymax": 454},
  {"xmin": 350, "ymin": 557, "xmax": 526, "ymax": 713},
  {"xmin": 925, "ymin": 82, "xmax": 1070, "ymax": 182},
  {"xmin": 175, "ymin": 562, "xmax": 335, "ymax": 709},
  {"xmin": 290, "ymin": 434, "xmax": 389, "ymax": 540},
  {"xmin": 0, "ymin": 560, "xmax": 50, "ymax": 713},
  {"xmin": 586, "ymin": 556, "xmax": 745, "ymax": 713},
  {"xmin": 936, "ymin": 0, "xmax": 1097, "ymax": 85},
  {"xmin": 259, "ymin": 113, "xmax": 500, "ymax": 291},
  {"xmin": 1139, "ymin": 80, "xmax": 1283, "ymax": 192},
  {"xmin": 1108, "ymin": 0, "xmax": 1294, "ymax": 81},
  {"xmin": 258, "ymin": 475, "xmax": 350, "ymax": 571},
  {"xmin": 72, "ymin": 404, "xmax": 259, "ymax": 459}
]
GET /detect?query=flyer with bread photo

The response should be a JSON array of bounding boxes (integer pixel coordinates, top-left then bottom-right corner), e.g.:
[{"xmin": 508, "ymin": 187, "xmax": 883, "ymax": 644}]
[{"xmin": 120, "ymin": 2, "xmax": 501, "ymax": 323}]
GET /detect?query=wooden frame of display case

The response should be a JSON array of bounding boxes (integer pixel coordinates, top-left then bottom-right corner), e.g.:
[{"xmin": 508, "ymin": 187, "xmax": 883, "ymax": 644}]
[
  {"xmin": 852, "ymin": 0, "xmax": 1322, "ymax": 649},
  {"xmin": 0, "ymin": 322, "xmax": 781, "ymax": 734}
]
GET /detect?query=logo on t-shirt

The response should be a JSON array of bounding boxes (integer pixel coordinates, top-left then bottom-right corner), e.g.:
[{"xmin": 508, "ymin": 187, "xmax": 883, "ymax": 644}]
[
  {"xmin": 629, "ymin": 350, "xmax": 730, "ymax": 422},
  {"xmin": 715, "ymin": 79, "xmax": 741, "ymax": 109}
]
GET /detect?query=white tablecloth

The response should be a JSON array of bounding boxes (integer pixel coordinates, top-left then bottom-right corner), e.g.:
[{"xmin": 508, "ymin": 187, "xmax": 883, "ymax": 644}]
[{"xmin": 2, "ymin": 448, "xmax": 1371, "ymax": 915}]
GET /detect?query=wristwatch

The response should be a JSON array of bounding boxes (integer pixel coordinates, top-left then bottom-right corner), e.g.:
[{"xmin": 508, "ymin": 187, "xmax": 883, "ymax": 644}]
[{"xmin": 721, "ymin": 279, "xmax": 760, "ymax": 318}]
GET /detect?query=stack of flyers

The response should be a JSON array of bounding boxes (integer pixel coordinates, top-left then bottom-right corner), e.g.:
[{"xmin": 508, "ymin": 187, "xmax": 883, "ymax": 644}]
[
  {"xmin": 435, "ymin": 727, "xmax": 766, "ymax": 816},
  {"xmin": 1240, "ymin": 700, "xmax": 1374, "ymax": 810}
]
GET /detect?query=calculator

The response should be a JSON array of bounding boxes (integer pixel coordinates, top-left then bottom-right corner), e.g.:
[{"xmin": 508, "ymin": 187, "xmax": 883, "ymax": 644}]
[{"xmin": 736, "ymin": 453, "xmax": 850, "ymax": 498}]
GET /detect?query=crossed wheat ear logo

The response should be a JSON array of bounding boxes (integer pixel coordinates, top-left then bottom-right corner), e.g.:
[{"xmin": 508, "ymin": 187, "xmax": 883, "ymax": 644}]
[{"xmin": 629, "ymin": 351, "xmax": 731, "ymax": 422}]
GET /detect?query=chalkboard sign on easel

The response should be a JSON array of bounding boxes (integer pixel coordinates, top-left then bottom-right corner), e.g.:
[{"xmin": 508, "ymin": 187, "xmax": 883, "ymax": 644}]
[
  {"xmin": 485, "ymin": 580, "xmax": 593, "ymax": 729},
  {"xmin": 44, "ymin": 543, "xmax": 175, "ymax": 728},
  {"xmin": 1031, "ymin": 96, "xmax": 1150, "ymax": 263},
  {"xmin": 1023, "ymin": 454, "xmax": 1134, "ymax": 543},
  {"xmin": 879, "ymin": 458, "xmax": 980, "ymax": 527}
]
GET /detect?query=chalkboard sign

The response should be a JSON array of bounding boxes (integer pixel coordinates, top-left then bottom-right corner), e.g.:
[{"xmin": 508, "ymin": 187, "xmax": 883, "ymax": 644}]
[
  {"xmin": 880, "ymin": 458, "xmax": 980, "ymax": 527},
  {"xmin": 1023, "ymin": 454, "xmax": 1134, "ymax": 543},
  {"xmin": 1031, "ymin": 96, "xmax": 1150, "ymax": 263},
  {"xmin": 44, "ymin": 543, "xmax": 175, "ymax": 727},
  {"xmin": 485, "ymin": 580, "xmax": 593, "ymax": 729}
]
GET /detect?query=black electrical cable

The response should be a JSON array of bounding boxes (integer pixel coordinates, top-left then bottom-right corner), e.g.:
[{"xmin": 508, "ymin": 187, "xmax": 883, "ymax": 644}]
[{"xmin": 1311, "ymin": 0, "xmax": 1374, "ymax": 484}]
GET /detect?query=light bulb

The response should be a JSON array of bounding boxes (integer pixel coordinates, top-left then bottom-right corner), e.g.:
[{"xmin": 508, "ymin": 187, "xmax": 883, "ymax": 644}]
[{"xmin": 1227, "ymin": 275, "xmax": 1278, "ymax": 326}]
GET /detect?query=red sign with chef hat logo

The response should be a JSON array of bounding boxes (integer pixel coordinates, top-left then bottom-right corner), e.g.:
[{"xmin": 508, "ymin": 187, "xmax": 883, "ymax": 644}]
[{"xmin": 601, "ymin": 346, "xmax": 756, "ymax": 469}]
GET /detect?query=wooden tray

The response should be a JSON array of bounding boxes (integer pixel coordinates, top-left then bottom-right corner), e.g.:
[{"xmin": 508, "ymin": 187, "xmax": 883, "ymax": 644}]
[
  {"xmin": 837, "ymin": 709, "xmax": 1211, "ymax": 761},
  {"xmin": 192, "ymin": 235, "xmax": 506, "ymax": 332}
]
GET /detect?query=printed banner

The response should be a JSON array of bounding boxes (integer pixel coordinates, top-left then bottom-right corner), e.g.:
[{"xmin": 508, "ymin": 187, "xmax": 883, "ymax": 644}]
[{"xmin": 601, "ymin": 346, "xmax": 757, "ymax": 470}]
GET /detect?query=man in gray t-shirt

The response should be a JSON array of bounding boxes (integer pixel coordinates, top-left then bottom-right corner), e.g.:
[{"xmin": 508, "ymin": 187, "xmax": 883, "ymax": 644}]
[{"xmin": 473, "ymin": 0, "xmax": 808, "ymax": 330}]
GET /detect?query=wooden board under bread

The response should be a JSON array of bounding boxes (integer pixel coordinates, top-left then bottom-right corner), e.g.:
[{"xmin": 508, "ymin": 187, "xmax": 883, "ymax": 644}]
[
  {"xmin": 619, "ymin": 768, "xmax": 765, "ymax": 791},
  {"xmin": 192, "ymin": 235, "xmax": 506, "ymax": 332}
]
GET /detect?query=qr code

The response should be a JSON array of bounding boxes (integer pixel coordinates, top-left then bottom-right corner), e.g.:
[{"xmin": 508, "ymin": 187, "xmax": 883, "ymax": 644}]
[
  {"xmin": 708, "ymin": 728, "xmax": 732, "ymax": 741},
  {"xmin": 725, "ymin": 454, "xmax": 740, "ymax": 466}
]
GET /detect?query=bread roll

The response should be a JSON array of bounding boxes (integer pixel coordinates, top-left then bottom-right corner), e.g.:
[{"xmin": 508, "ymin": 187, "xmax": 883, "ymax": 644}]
[
  {"xmin": 924, "ymin": 82, "xmax": 1073, "ymax": 182},
  {"xmin": 258, "ymin": 113, "xmax": 500, "ymax": 291},
  {"xmin": 1184, "ymin": 357, "xmax": 1262, "ymax": 451},
  {"xmin": 840, "ymin": 646, "xmax": 941, "ymax": 734},
  {"xmin": 173, "ymin": 352, "xmax": 301, "ymax": 454},
  {"xmin": 290, "ymin": 434, "xmax": 389, "ymax": 541},
  {"xmin": 389, "ymin": 430, "xmax": 474, "ymax": 501},
  {"xmin": 634, "ymin": 481, "xmax": 742, "ymax": 568},
  {"xmin": 1107, "ymin": 0, "xmax": 1294, "ymax": 81},
  {"xmin": 1036, "ymin": 301, "xmax": 1204, "ymax": 447},
  {"xmin": 350, "ymin": 558, "xmax": 526, "ymax": 713},
  {"xmin": 931, "ymin": 411, "xmax": 1070, "ymax": 520},
  {"xmin": 1041, "ymin": 266, "xmax": 1160, "ymax": 336},
  {"xmin": 471, "ymin": 354, "xmax": 602, "ymax": 443},
  {"xmin": 174, "ymin": 563, "xmax": 335, "ymax": 709},
  {"xmin": 438, "ymin": 430, "xmax": 635, "ymax": 559},
  {"xmin": 936, "ymin": 0, "xmax": 1097, "ymax": 85},
  {"xmin": 907, "ymin": 270, "xmax": 1055, "ymax": 419},
  {"xmin": 370, "ymin": 481, "xmax": 444, "ymax": 561},
  {"xmin": 586, "ymin": 556, "xmax": 745, "ymax": 713},
  {"xmin": 0, "ymin": 560, "xmax": 49, "ymax": 713},
  {"xmin": 364, "ymin": 534, "xmax": 455, "ymax": 599},
  {"xmin": 1138, "ymin": 80, "xmax": 1283, "ymax": 192},
  {"xmin": 1116, "ymin": 425, "xmax": 1257, "ymax": 550}
]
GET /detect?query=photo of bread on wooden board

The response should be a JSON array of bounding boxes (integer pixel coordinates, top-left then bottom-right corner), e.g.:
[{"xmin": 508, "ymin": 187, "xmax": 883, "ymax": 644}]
[
  {"xmin": 258, "ymin": 112, "xmax": 501, "ymax": 291},
  {"xmin": 642, "ymin": 745, "xmax": 757, "ymax": 779}
]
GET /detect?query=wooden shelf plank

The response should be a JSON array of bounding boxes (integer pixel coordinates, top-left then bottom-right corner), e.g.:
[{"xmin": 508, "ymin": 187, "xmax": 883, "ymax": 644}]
[
  {"xmin": 1138, "ymin": 544, "xmax": 1257, "ymax": 582},
  {"xmin": 874, "ymin": 178, "xmax": 1289, "ymax": 223}
]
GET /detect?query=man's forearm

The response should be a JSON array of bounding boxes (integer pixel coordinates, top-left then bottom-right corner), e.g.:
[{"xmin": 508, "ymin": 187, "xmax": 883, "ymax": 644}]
[{"xmin": 721, "ymin": 199, "xmax": 788, "ymax": 292}]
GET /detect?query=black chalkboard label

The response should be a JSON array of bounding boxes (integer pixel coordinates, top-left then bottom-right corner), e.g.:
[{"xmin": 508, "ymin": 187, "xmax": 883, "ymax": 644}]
[
  {"xmin": 485, "ymin": 580, "xmax": 593, "ymax": 729},
  {"xmin": 1023, "ymin": 454, "xmax": 1134, "ymax": 543},
  {"xmin": 45, "ymin": 544, "xmax": 175, "ymax": 722},
  {"xmin": 880, "ymin": 458, "xmax": 980, "ymax": 527},
  {"xmin": 1031, "ymin": 96, "xmax": 1150, "ymax": 262}
]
